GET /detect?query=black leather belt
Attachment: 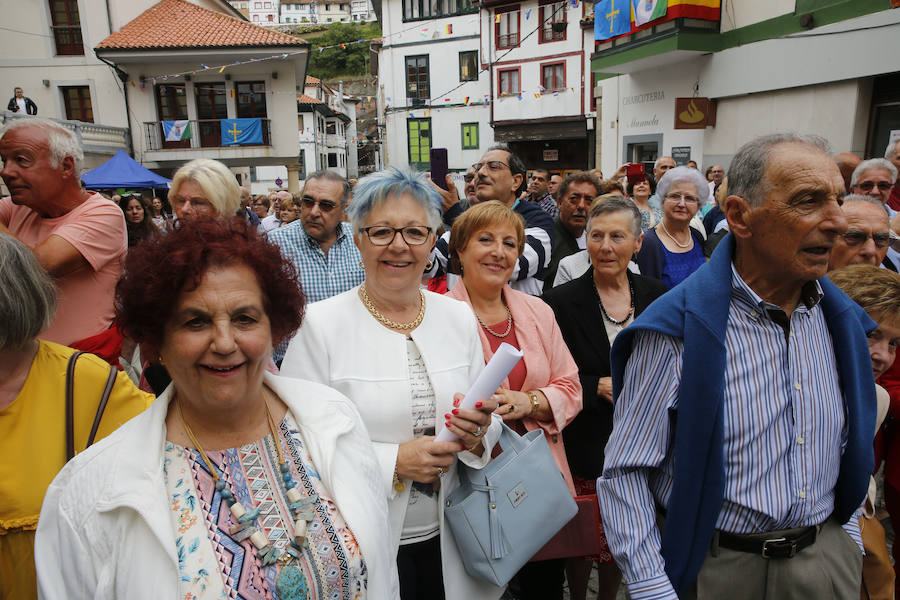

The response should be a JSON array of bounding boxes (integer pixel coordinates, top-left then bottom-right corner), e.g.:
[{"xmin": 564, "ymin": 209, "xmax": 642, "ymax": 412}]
[{"xmin": 717, "ymin": 526, "xmax": 818, "ymax": 559}]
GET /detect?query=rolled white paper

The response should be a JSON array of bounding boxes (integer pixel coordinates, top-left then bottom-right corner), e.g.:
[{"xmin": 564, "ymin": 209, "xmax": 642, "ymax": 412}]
[{"xmin": 435, "ymin": 342, "xmax": 523, "ymax": 443}]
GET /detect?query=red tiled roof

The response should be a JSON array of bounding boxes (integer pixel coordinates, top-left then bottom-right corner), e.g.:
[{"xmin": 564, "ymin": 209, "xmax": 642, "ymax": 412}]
[
  {"xmin": 96, "ymin": 0, "xmax": 307, "ymax": 50},
  {"xmin": 298, "ymin": 94, "xmax": 324, "ymax": 104},
  {"xmin": 306, "ymin": 75, "xmax": 321, "ymax": 85}
]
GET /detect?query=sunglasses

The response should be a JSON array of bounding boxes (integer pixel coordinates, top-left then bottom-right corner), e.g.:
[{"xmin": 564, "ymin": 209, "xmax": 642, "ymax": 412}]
[
  {"xmin": 301, "ymin": 197, "xmax": 338, "ymax": 212},
  {"xmin": 841, "ymin": 229, "xmax": 891, "ymax": 248},
  {"xmin": 856, "ymin": 181, "xmax": 893, "ymax": 192}
]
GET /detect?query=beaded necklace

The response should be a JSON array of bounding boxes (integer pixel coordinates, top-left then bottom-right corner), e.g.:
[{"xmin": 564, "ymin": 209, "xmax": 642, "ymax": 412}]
[
  {"xmin": 595, "ymin": 276, "xmax": 635, "ymax": 327},
  {"xmin": 177, "ymin": 394, "xmax": 317, "ymax": 599}
]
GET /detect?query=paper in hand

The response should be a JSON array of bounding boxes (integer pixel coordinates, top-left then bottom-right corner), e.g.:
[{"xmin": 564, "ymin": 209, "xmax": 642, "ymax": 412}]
[{"xmin": 435, "ymin": 342, "xmax": 523, "ymax": 443}]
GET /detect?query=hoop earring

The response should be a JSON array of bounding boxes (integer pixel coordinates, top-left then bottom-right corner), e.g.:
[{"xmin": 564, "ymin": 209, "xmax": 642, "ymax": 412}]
[{"xmin": 424, "ymin": 259, "xmax": 434, "ymax": 271}]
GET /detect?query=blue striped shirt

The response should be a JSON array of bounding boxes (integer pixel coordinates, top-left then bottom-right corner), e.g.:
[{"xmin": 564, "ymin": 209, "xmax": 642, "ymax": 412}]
[
  {"xmin": 597, "ymin": 264, "xmax": 862, "ymax": 600},
  {"xmin": 268, "ymin": 221, "xmax": 365, "ymax": 360}
]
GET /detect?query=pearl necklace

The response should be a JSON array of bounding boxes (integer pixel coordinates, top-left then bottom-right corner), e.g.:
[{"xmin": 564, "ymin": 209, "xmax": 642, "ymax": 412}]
[
  {"xmin": 359, "ymin": 283, "xmax": 425, "ymax": 330},
  {"xmin": 475, "ymin": 304, "xmax": 513, "ymax": 338},
  {"xmin": 177, "ymin": 394, "xmax": 315, "ymax": 598},
  {"xmin": 659, "ymin": 221, "xmax": 691, "ymax": 249}
]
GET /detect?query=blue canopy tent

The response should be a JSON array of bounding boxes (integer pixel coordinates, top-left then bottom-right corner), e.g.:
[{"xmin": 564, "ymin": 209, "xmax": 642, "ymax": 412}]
[{"xmin": 81, "ymin": 149, "xmax": 171, "ymax": 189}]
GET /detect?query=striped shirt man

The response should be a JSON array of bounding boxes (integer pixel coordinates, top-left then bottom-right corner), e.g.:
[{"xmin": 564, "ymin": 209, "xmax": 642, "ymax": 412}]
[{"xmin": 597, "ymin": 264, "xmax": 863, "ymax": 600}]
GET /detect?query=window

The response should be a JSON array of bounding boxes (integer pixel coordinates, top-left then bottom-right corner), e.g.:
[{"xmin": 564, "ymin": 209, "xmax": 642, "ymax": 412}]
[
  {"xmin": 498, "ymin": 68, "xmax": 520, "ymax": 96},
  {"xmin": 61, "ymin": 86, "xmax": 92, "ymax": 122},
  {"xmin": 253, "ymin": 13, "xmax": 260, "ymax": 20},
  {"xmin": 405, "ymin": 55, "xmax": 430, "ymax": 105},
  {"xmin": 236, "ymin": 81, "xmax": 267, "ymax": 118},
  {"xmin": 49, "ymin": 0, "xmax": 83, "ymax": 55},
  {"xmin": 265, "ymin": 1, "xmax": 272, "ymax": 6},
  {"xmin": 402, "ymin": 0, "xmax": 475, "ymax": 21},
  {"xmin": 459, "ymin": 51, "xmax": 478, "ymax": 82},
  {"xmin": 407, "ymin": 118, "xmax": 431, "ymax": 167},
  {"xmin": 495, "ymin": 7, "xmax": 519, "ymax": 49},
  {"xmin": 255, "ymin": 1, "xmax": 262, "ymax": 6},
  {"xmin": 326, "ymin": 121, "xmax": 336, "ymax": 134},
  {"xmin": 461, "ymin": 123, "xmax": 479, "ymax": 150},
  {"xmin": 156, "ymin": 84, "xmax": 188, "ymax": 148},
  {"xmin": 539, "ymin": 1, "xmax": 566, "ymax": 42},
  {"xmin": 268, "ymin": 13, "xmax": 274, "ymax": 21},
  {"xmin": 328, "ymin": 153, "xmax": 338, "ymax": 167},
  {"xmin": 541, "ymin": 62, "xmax": 565, "ymax": 92}
]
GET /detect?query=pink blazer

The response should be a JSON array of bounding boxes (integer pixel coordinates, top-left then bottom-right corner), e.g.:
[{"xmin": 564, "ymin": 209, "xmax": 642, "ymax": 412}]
[{"xmin": 447, "ymin": 282, "xmax": 582, "ymax": 494}]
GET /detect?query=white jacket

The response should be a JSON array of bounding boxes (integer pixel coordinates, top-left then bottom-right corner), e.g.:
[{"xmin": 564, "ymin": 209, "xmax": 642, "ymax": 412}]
[
  {"xmin": 282, "ymin": 287, "xmax": 505, "ymax": 600},
  {"xmin": 35, "ymin": 373, "xmax": 398, "ymax": 599}
]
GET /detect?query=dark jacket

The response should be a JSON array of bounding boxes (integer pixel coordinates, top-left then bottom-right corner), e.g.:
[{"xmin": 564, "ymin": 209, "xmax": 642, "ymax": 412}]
[
  {"xmin": 543, "ymin": 217, "xmax": 581, "ymax": 292},
  {"xmin": 8, "ymin": 96, "xmax": 37, "ymax": 115},
  {"xmin": 635, "ymin": 225, "xmax": 705, "ymax": 287},
  {"xmin": 542, "ymin": 268, "xmax": 666, "ymax": 478},
  {"xmin": 610, "ymin": 233, "xmax": 876, "ymax": 595}
]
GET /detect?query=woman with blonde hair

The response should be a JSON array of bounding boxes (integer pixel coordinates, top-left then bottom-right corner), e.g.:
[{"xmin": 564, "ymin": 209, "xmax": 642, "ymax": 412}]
[{"xmin": 169, "ymin": 158, "xmax": 241, "ymax": 220}]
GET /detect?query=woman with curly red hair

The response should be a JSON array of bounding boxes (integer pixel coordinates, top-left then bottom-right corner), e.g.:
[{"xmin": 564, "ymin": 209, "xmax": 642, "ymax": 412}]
[{"xmin": 35, "ymin": 217, "xmax": 397, "ymax": 600}]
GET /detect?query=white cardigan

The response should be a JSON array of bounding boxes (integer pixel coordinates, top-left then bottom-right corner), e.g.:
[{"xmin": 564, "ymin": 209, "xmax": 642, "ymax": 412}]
[
  {"xmin": 35, "ymin": 373, "xmax": 398, "ymax": 600},
  {"xmin": 282, "ymin": 287, "xmax": 504, "ymax": 600}
]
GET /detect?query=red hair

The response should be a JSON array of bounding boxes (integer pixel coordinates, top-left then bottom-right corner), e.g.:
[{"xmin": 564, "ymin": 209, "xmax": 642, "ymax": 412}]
[{"xmin": 116, "ymin": 216, "xmax": 304, "ymax": 349}]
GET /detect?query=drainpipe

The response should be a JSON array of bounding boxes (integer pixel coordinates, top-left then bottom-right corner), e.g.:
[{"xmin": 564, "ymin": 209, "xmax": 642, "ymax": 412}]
[{"xmin": 97, "ymin": 55, "xmax": 135, "ymax": 158}]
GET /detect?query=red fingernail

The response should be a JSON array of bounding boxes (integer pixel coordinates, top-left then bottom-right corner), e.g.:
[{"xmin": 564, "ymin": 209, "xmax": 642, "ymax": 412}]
[
  {"xmin": 453, "ymin": 398, "xmax": 460, "ymax": 407},
  {"xmin": 452, "ymin": 409, "xmax": 460, "ymax": 415},
  {"xmin": 444, "ymin": 413, "xmax": 452, "ymax": 419},
  {"xmin": 475, "ymin": 401, "xmax": 483, "ymax": 408}
]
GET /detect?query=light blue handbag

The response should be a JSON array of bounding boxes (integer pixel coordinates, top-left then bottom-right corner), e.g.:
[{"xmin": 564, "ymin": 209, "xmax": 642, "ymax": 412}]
[{"xmin": 444, "ymin": 423, "xmax": 577, "ymax": 586}]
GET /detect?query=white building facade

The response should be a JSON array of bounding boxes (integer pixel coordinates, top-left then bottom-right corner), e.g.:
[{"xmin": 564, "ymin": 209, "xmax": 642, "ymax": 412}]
[
  {"xmin": 592, "ymin": 1, "xmax": 900, "ymax": 174},
  {"xmin": 249, "ymin": 0, "xmax": 281, "ymax": 24}
]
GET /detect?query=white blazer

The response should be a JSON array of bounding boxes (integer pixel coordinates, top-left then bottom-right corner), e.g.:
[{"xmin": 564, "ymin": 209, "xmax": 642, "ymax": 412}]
[
  {"xmin": 35, "ymin": 373, "xmax": 398, "ymax": 600},
  {"xmin": 282, "ymin": 287, "xmax": 504, "ymax": 600}
]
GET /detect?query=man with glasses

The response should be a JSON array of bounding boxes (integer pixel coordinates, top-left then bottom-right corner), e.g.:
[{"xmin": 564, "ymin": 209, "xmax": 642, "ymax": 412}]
[
  {"xmin": 828, "ymin": 195, "xmax": 892, "ymax": 271},
  {"xmin": 850, "ymin": 158, "xmax": 897, "ymax": 218},
  {"xmin": 708, "ymin": 164, "xmax": 725, "ymax": 199},
  {"xmin": 260, "ymin": 190, "xmax": 289, "ymax": 233},
  {"xmin": 427, "ymin": 145, "xmax": 555, "ymax": 295},
  {"xmin": 267, "ymin": 170, "xmax": 363, "ymax": 361}
]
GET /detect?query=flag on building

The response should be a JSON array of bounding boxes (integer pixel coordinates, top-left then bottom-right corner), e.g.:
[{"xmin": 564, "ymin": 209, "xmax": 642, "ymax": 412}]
[
  {"xmin": 633, "ymin": 0, "xmax": 666, "ymax": 25},
  {"xmin": 594, "ymin": 0, "xmax": 631, "ymax": 40},
  {"xmin": 162, "ymin": 120, "xmax": 191, "ymax": 142},
  {"xmin": 220, "ymin": 118, "xmax": 263, "ymax": 146}
]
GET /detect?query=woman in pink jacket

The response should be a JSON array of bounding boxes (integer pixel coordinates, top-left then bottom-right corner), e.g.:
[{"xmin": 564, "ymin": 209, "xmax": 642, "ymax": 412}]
[{"xmin": 445, "ymin": 200, "xmax": 582, "ymax": 600}]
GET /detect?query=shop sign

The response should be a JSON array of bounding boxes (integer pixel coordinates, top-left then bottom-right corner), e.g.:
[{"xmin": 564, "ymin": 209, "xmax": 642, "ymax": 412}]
[
  {"xmin": 671, "ymin": 146, "xmax": 691, "ymax": 165},
  {"xmin": 543, "ymin": 149, "xmax": 559, "ymax": 161},
  {"xmin": 674, "ymin": 97, "xmax": 716, "ymax": 129}
]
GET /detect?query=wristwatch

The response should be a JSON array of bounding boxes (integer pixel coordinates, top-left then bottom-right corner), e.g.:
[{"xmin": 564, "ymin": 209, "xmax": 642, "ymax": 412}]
[{"xmin": 527, "ymin": 391, "xmax": 540, "ymax": 416}]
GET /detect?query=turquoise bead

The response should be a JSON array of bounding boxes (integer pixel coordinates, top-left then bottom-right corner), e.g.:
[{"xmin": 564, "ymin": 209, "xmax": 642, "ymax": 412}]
[
  {"xmin": 238, "ymin": 507, "xmax": 260, "ymax": 523},
  {"xmin": 219, "ymin": 489, "xmax": 233, "ymax": 501},
  {"xmin": 276, "ymin": 565, "xmax": 309, "ymax": 600},
  {"xmin": 262, "ymin": 548, "xmax": 280, "ymax": 566},
  {"xmin": 279, "ymin": 463, "xmax": 290, "ymax": 473},
  {"xmin": 285, "ymin": 545, "xmax": 301, "ymax": 559},
  {"xmin": 215, "ymin": 480, "xmax": 226, "ymax": 491}
]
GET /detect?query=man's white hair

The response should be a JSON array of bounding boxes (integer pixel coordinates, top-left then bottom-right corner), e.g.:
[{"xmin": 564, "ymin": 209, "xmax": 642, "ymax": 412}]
[
  {"xmin": 885, "ymin": 139, "xmax": 900, "ymax": 161},
  {"xmin": 851, "ymin": 158, "xmax": 898, "ymax": 187},
  {"xmin": 0, "ymin": 117, "xmax": 84, "ymax": 175}
]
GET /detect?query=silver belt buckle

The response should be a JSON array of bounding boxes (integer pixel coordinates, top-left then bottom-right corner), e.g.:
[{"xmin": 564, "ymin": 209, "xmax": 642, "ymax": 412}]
[{"xmin": 761, "ymin": 536, "xmax": 797, "ymax": 559}]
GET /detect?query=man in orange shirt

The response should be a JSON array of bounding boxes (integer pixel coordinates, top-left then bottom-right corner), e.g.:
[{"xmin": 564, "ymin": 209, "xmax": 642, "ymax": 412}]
[{"xmin": 0, "ymin": 118, "xmax": 127, "ymax": 363}]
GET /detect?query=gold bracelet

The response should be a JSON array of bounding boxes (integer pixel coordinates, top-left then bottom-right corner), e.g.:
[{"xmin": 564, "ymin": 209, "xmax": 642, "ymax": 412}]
[
  {"xmin": 392, "ymin": 468, "xmax": 406, "ymax": 493},
  {"xmin": 527, "ymin": 391, "xmax": 541, "ymax": 416},
  {"xmin": 466, "ymin": 439, "xmax": 483, "ymax": 453}
]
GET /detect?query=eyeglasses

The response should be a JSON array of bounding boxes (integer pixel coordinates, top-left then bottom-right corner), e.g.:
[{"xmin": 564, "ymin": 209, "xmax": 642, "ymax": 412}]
[
  {"xmin": 664, "ymin": 192, "xmax": 699, "ymax": 204},
  {"xmin": 360, "ymin": 225, "xmax": 433, "ymax": 246},
  {"xmin": 464, "ymin": 174, "xmax": 475, "ymax": 183},
  {"xmin": 471, "ymin": 161, "xmax": 510, "ymax": 173},
  {"xmin": 841, "ymin": 229, "xmax": 891, "ymax": 248},
  {"xmin": 856, "ymin": 181, "xmax": 893, "ymax": 192},
  {"xmin": 301, "ymin": 196, "xmax": 338, "ymax": 212}
]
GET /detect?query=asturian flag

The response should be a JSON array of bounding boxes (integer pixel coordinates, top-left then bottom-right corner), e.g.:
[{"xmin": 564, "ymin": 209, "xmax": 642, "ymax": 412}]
[
  {"xmin": 162, "ymin": 120, "xmax": 191, "ymax": 141},
  {"xmin": 594, "ymin": 0, "xmax": 631, "ymax": 41},
  {"xmin": 633, "ymin": 0, "xmax": 666, "ymax": 26}
]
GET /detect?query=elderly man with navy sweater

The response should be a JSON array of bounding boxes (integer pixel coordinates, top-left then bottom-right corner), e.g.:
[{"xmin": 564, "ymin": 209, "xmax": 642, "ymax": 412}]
[{"xmin": 597, "ymin": 134, "xmax": 875, "ymax": 599}]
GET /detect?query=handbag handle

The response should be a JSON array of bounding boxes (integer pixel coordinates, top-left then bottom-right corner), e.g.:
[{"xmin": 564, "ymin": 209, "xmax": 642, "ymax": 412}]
[{"xmin": 65, "ymin": 352, "xmax": 118, "ymax": 461}]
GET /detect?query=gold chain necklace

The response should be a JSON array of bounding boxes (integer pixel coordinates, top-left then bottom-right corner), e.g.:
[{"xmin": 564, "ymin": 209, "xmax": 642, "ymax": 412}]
[
  {"xmin": 475, "ymin": 305, "xmax": 513, "ymax": 338},
  {"xmin": 359, "ymin": 283, "xmax": 425, "ymax": 330}
]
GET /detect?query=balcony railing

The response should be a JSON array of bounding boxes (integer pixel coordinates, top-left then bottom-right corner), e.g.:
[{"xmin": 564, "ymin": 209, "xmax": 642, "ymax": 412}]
[
  {"xmin": 143, "ymin": 119, "xmax": 272, "ymax": 151},
  {"xmin": 497, "ymin": 33, "xmax": 519, "ymax": 48},
  {"xmin": 0, "ymin": 111, "xmax": 128, "ymax": 154}
]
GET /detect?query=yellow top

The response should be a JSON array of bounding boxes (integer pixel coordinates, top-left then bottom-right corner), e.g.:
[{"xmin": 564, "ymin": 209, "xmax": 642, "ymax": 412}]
[{"xmin": 0, "ymin": 340, "xmax": 154, "ymax": 600}]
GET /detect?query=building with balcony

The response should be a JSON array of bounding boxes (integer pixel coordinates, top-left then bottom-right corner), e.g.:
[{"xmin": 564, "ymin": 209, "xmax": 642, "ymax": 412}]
[
  {"xmin": 590, "ymin": 0, "xmax": 900, "ymax": 175},
  {"xmin": 248, "ymin": 0, "xmax": 282, "ymax": 24},
  {"xmin": 95, "ymin": 0, "xmax": 310, "ymax": 191},
  {"xmin": 376, "ymin": 0, "xmax": 494, "ymax": 174},
  {"xmin": 254, "ymin": 75, "xmax": 359, "ymax": 190},
  {"xmin": 477, "ymin": 0, "xmax": 597, "ymax": 171}
]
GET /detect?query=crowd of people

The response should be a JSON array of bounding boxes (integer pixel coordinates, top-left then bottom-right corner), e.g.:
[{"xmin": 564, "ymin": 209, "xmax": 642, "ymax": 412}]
[{"xmin": 3, "ymin": 115, "xmax": 900, "ymax": 600}]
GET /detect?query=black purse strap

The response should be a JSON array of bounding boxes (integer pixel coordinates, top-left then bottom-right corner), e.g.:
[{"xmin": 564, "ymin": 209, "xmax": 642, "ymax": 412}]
[{"xmin": 65, "ymin": 352, "xmax": 118, "ymax": 462}]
